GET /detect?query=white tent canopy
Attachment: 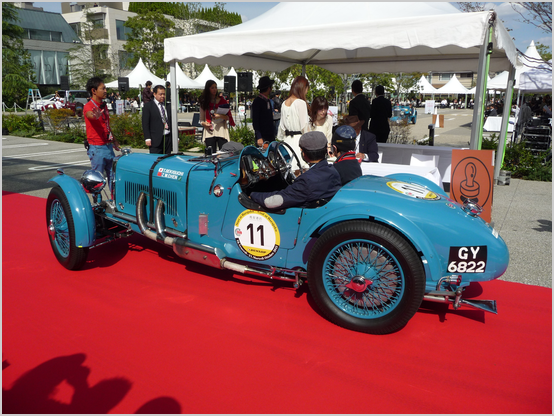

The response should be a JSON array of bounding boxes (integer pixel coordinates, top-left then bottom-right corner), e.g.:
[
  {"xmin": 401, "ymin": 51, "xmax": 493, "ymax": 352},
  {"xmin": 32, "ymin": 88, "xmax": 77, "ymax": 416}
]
[
  {"xmin": 194, "ymin": 64, "xmax": 223, "ymax": 89},
  {"xmin": 165, "ymin": 2, "xmax": 518, "ymax": 74},
  {"xmin": 436, "ymin": 75, "xmax": 469, "ymax": 94},
  {"xmin": 416, "ymin": 75, "xmax": 437, "ymax": 94},
  {"xmin": 166, "ymin": 64, "xmax": 202, "ymax": 89},
  {"xmin": 482, "ymin": 41, "xmax": 548, "ymax": 90},
  {"xmin": 519, "ymin": 60, "xmax": 552, "ymax": 93},
  {"xmin": 105, "ymin": 58, "xmax": 165, "ymax": 89}
]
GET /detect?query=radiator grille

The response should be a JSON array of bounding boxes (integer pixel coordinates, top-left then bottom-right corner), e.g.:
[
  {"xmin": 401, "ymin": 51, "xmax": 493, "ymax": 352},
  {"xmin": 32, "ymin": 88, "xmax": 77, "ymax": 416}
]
[{"xmin": 124, "ymin": 181, "xmax": 178, "ymax": 217}]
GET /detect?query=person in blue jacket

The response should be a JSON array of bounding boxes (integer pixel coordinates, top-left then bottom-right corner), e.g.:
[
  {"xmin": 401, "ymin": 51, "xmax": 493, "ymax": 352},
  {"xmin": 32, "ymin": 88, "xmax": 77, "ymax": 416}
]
[
  {"xmin": 331, "ymin": 125, "xmax": 363, "ymax": 185},
  {"xmin": 250, "ymin": 131, "xmax": 341, "ymax": 209}
]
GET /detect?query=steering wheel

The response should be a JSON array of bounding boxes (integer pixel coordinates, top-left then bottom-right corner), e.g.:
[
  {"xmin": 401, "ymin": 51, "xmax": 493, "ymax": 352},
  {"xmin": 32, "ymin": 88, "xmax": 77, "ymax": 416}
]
[{"xmin": 269, "ymin": 141, "xmax": 303, "ymax": 185}]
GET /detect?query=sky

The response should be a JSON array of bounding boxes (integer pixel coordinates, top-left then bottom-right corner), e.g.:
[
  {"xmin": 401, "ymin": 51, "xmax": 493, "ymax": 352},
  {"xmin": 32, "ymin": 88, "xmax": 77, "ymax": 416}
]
[{"xmin": 34, "ymin": 1, "xmax": 551, "ymax": 52}]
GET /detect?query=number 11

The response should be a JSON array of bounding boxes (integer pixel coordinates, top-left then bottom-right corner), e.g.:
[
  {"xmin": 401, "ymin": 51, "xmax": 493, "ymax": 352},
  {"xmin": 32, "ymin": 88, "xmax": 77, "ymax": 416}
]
[{"xmin": 247, "ymin": 223, "xmax": 264, "ymax": 246}]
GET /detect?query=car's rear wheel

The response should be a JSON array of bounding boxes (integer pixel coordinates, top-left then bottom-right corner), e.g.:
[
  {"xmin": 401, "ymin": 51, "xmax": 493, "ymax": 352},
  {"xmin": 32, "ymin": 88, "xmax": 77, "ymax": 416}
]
[
  {"xmin": 46, "ymin": 186, "xmax": 88, "ymax": 270},
  {"xmin": 308, "ymin": 221, "xmax": 425, "ymax": 334}
]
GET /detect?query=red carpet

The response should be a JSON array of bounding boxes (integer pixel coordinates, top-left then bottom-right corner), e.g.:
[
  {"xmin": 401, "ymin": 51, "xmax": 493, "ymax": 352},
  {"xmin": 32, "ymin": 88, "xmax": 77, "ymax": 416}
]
[{"xmin": 2, "ymin": 191, "xmax": 552, "ymax": 414}]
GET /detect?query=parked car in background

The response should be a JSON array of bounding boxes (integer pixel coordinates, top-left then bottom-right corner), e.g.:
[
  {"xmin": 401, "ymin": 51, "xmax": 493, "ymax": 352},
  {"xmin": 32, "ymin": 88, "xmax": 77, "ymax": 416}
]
[{"xmin": 391, "ymin": 105, "xmax": 417, "ymax": 124}]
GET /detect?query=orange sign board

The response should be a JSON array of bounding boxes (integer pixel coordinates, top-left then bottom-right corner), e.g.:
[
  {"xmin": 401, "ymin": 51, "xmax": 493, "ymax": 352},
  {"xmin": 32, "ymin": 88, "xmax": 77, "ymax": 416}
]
[{"xmin": 450, "ymin": 150, "xmax": 495, "ymax": 223}]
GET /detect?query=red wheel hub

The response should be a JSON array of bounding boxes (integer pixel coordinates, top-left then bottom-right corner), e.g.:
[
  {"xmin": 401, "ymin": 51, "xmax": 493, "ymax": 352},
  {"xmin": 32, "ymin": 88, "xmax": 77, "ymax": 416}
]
[{"xmin": 345, "ymin": 276, "xmax": 372, "ymax": 293}]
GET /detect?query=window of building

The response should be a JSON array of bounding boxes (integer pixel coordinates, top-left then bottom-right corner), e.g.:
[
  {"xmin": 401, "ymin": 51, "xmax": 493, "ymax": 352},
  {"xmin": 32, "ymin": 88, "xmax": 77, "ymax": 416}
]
[
  {"xmin": 29, "ymin": 50, "xmax": 69, "ymax": 85},
  {"xmin": 51, "ymin": 32, "xmax": 63, "ymax": 42},
  {"xmin": 91, "ymin": 16, "xmax": 104, "ymax": 29},
  {"xmin": 70, "ymin": 23, "xmax": 80, "ymax": 36},
  {"xmin": 116, "ymin": 20, "xmax": 132, "ymax": 40},
  {"xmin": 439, "ymin": 73, "xmax": 453, "ymax": 81},
  {"xmin": 118, "ymin": 50, "xmax": 133, "ymax": 70},
  {"xmin": 29, "ymin": 29, "xmax": 52, "ymax": 41}
]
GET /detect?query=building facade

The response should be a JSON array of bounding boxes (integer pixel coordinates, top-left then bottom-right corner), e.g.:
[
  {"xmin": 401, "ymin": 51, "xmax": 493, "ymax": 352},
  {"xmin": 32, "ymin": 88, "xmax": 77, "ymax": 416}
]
[
  {"xmin": 60, "ymin": 2, "xmax": 225, "ymax": 82},
  {"xmin": 13, "ymin": 3, "xmax": 81, "ymax": 86}
]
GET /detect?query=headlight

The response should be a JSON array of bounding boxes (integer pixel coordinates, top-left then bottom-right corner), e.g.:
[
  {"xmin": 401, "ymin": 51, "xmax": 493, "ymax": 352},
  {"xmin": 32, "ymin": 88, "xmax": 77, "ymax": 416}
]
[{"xmin": 81, "ymin": 170, "xmax": 106, "ymax": 194}]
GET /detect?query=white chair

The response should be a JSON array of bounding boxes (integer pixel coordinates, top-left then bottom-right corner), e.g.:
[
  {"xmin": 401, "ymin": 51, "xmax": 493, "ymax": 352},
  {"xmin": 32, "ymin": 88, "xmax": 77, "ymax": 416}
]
[
  {"xmin": 410, "ymin": 153, "xmax": 439, "ymax": 167},
  {"xmin": 378, "ymin": 151, "xmax": 383, "ymax": 163}
]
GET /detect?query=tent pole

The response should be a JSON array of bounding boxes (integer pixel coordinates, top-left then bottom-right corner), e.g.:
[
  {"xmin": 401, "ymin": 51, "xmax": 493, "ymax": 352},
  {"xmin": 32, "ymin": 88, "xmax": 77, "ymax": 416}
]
[
  {"xmin": 170, "ymin": 60, "xmax": 178, "ymax": 153},
  {"xmin": 494, "ymin": 64, "xmax": 516, "ymax": 181},
  {"xmin": 470, "ymin": 22, "xmax": 494, "ymax": 150}
]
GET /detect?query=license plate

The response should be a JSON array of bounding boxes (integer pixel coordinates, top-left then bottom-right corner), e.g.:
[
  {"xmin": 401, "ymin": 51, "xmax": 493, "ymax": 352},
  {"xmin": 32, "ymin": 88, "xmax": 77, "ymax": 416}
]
[{"xmin": 447, "ymin": 246, "xmax": 487, "ymax": 273}]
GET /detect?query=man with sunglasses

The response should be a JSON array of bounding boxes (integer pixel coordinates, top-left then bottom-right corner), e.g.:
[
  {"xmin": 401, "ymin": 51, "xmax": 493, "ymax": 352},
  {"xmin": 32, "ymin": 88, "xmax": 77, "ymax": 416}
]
[{"xmin": 84, "ymin": 76, "xmax": 120, "ymax": 192}]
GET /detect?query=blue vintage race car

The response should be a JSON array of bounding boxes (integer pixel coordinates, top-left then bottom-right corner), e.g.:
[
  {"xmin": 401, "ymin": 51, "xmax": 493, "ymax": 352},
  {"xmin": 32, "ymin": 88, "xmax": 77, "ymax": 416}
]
[
  {"xmin": 46, "ymin": 142, "xmax": 509, "ymax": 334},
  {"xmin": 391, "ymin": 105, "xmax": 417, "ymax": 124}
]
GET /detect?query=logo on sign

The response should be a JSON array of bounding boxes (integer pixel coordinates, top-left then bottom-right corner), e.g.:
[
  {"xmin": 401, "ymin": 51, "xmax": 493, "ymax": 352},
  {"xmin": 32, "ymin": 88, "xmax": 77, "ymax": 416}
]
[{"xmin": 157, "ymin": 167, "xmax": 184, "ymax": 180}]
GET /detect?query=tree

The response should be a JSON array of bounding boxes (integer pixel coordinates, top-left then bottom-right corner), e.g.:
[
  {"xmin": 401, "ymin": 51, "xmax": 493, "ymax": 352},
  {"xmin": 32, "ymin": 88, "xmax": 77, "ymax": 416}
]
[
  {"xmin": 123, "ymin": 10, "xmax": 175, "ymax": 78},
  {"xmin": 2, "ymin": 2, "xmax": 36, "ymax": 106},
  {"xmin": 68, "ymin": 9, "xmax": 115, "ymax": 87},
  {"xmin": 510, "ymin": 2, "xmax": 551, "ymax": 34},
  {"xmin": 535, "ymin": 42, "xmax": 552, "ymax": 61},
  {"xmin": 276, "ymin": 65, "xmax": 344, "ymax": 102}
]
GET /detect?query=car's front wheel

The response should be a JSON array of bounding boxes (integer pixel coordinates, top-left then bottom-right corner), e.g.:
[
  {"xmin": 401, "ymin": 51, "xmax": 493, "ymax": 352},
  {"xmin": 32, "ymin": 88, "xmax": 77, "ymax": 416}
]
[
  {"xmin": 308, "ymin": 221, "xmax": 425, "ymax": 334},
  {"xmin": 46, "ymin": 186, "xmax": 88, "ymax": 270}
]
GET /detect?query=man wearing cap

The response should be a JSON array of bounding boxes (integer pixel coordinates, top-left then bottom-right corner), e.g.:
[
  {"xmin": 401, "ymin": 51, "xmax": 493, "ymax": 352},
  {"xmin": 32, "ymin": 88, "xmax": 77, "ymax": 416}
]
[
  {"xmin": 251, "ymin": 76, "xmax": 276, "ymax": 147},
  {"xmin": 342, "ymin": 115, "xmax": 379, "ymax": 163},
  {"xmin": 331, "ymin": 125, "xmax": 363, "ymax": 185},
  {"xmin": 250, "ymin": 131, "xmax": 341, "ymax": 210}
]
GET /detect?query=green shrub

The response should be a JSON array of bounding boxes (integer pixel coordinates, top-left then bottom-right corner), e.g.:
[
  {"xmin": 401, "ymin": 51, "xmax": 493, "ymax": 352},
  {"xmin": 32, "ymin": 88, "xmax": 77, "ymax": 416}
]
[
  {"xmin": 503, "ymin": 141, "xmax": 552, "ymax": 182},
  {"xmin": 2, "ymin": 113, "xmax": 41, "ymax": 134},
  {"xmin": 43, "ymin": 108, "xmax": 75, "ymax": 134},
  {"xmin": 178, "ymin": 131, "xmax": 201, "ymax": 151},
  {"xmin": 481, "ymin": 134, "xmax": 499, "ymax": 150},
  {"xmin": 229, "ymin": 123, "xmax": 255, "ymax": 147},
  {"xmin": 109, "ymin": 112, "xmax": 145, "ymax": 148}
]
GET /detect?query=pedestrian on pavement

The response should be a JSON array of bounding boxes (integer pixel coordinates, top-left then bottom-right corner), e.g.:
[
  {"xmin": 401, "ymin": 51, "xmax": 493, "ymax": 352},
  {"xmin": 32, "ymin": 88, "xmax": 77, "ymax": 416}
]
[
  {"xmin": 199, "ymin": 80, "xmax": 236, "ymax": 152},
  {"xmin": 348, "ymin": 79, "xmax": 371, "ymax": 131},
  {"xmin": 142, "ymin": 81, "xmax": 153, "ymax": 105},
  {"xmin": 277, "ymin": 75, "xmax": 311, "ymax": 170},
  {"xmin": 252, "ymin": 76, "xmax": 276, "ymax": 147},
  {"xmin": 272, "ymin": 90, "xmax": 283, "ymax": 137},
  {"xmin": 83, "ymin": 76, "xmax": 120, "ymax": 192},
  {"xmin": 369, "ymin": 85, "xmax": 392, "ymax": 143},
  {"xmin": 142, "ymin": 85, "xmax": 173, "ymax": 154}
]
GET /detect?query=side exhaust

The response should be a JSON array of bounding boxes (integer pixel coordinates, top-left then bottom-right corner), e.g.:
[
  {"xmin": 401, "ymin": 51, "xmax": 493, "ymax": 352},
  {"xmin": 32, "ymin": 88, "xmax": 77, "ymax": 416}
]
[{"xmin": 423, "ymin": 275, "xmax": 497, "ymax": 314}]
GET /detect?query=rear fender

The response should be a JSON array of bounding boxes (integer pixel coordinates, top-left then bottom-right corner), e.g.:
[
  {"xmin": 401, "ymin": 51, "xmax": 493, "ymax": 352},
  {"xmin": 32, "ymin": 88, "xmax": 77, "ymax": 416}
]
[
  {"xmin": 48, "ymin": 174, "xmax": 95, "ymax": 248},
  {"xmin": 385, "ymin": 173, "xmax": 446, "ymax": 196},
  {"xmin": 300, "ymin": 204, "xmax": 442, "ymax": 282}
]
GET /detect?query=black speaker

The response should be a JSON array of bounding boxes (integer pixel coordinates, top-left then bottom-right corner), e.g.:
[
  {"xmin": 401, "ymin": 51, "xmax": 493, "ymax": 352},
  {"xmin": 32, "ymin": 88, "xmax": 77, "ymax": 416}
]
[
  {"xmin": 237, "ymin": 72, "xmax": 253, "ymax": 92},
  {"xmin": 60, "ymin": 75, "xmax": 70, "ymax": 91},
  {"xmin": 224, "ymin": 75, "xmax": 236, "ymax": 93},
  {"xmin": 118, "ymin": 77, "xmax": 129, "ymax": 92}
]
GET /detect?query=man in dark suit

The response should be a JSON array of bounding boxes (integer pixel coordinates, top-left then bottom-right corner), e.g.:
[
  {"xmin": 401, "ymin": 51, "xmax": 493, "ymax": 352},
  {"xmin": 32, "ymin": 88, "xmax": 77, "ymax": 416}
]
[
  {"xmin": 142, "ymin": 85, "xmax": 173, "ymax": 154},
  {"xmin": 348, "ymin": 79, "xmax": 371, "ymax": 131},
  {"xmin": 342, "ymin": 115, "xmax": 379, "ymax": 163},
  {"xmin": 369, "ymin": 85, "xmax": 392, "ymax": 143},
  {"xmin": 251, "ymin": 76, "xmax": 275, "ymax": 147}
]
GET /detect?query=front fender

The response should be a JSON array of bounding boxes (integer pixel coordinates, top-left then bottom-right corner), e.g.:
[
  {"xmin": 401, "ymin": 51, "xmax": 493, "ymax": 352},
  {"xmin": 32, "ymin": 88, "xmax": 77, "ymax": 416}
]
[
  {"xmin": 300, "ymin": 204, "xmax": 443, "ymax": 283},
  {"xmin": 48, "ymin": 174, "xmax": 95, "ymax": 248}
]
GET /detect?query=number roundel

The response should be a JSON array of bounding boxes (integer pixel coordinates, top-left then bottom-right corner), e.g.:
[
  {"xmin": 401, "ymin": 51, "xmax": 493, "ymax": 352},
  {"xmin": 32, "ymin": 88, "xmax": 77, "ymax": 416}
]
[{"xmin": 234, "ymin": 210, "xmax": 281, "ymax": 261}]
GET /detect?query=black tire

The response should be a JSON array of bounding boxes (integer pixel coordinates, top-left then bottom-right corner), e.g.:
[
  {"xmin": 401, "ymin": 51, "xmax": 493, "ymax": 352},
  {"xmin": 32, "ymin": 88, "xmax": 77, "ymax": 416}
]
[
  {"xmin": 46, "ymin": 186, "xmax": 88, "ymax": 270},
  {"xmin": 308, "ymin": 221, "xmax": 425, "ymax": 334}
]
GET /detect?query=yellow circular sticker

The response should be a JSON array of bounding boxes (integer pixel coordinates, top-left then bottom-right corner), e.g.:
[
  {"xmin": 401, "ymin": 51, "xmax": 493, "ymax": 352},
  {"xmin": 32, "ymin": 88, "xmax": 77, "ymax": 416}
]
[
  {"xmin": 387, "ymin": 181, "xmax": 440, "ymax": 200},
  {"xmin": 234, "ymin": 210, "xmax": 281, "ymax": 260}
]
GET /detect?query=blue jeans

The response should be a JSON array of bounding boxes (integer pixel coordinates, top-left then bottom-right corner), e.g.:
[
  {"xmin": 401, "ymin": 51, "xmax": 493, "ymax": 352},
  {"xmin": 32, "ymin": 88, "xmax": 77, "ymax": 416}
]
[{"xmin": 87, "ymin": 144, "xmax": 115, "ymax": 191}]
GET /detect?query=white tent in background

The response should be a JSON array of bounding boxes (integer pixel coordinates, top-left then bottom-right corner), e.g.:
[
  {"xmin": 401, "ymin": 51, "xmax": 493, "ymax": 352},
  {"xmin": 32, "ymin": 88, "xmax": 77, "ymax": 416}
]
[
  {"xmin": 436, "ymin": 75, "xmax": 469, "ymax": 94},
  {"xmin": 488, "ymin": 71, "xmax": 511, "ymax": 90},
  {"xmin": 164, "ymin": 2, "xmax": 520, "ymax": 151},
  {"xmin": 194, "ymin": 64, "xmax": 223, "ymax": 89},
  {"xmin": 416, "ymin": 75, "xmax": 437, "ymax": 94},
  {"xmin": 519, "ymin": 60, "xmax": 552, "ymax": 93},
  {"xmin": 105, "ymin": 58, "xmax": 165, "ymax": 88},
  {"xmin": 166, "ymin": 64, "xmax": 201, "ymax": 89}
]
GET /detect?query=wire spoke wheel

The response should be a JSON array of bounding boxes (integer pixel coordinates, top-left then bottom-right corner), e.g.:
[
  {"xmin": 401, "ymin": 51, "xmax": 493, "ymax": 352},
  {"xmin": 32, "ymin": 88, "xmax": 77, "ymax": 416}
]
[
  {"xmin": 308, "ymin": 221, "xmax": 425, "ymax": 334},
  {"xmin": 323, "ymin": 240, "xmax": 405, "ymax": 319},
  {"xmin": 46, "ymin": 186, "xmax": 88, "ymax": 270}
]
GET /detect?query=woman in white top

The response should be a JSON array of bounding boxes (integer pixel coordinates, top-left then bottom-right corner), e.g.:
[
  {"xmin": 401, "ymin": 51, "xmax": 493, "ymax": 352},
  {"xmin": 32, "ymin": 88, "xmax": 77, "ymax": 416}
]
[
  {"xmin": 277, "ymin": 76, "xmax": 311, "ymax": 170},
  {"xmin": 310, "ymin": 96, "xmax": 333, "ymax": 145}
]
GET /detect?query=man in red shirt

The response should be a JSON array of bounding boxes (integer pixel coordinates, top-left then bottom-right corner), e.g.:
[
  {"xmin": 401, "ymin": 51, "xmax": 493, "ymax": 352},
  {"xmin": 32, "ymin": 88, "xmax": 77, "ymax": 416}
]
[{"xmin": 83, "ymin": 77, "xmax": 120, "ymax": 192}]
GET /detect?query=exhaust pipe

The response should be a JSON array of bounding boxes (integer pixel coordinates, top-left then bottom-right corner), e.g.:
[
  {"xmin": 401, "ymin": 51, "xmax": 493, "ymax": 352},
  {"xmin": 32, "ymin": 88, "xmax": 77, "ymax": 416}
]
[{"xmin": 423, "ymin": 294, "xmax": 497, "ymax": 314}]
